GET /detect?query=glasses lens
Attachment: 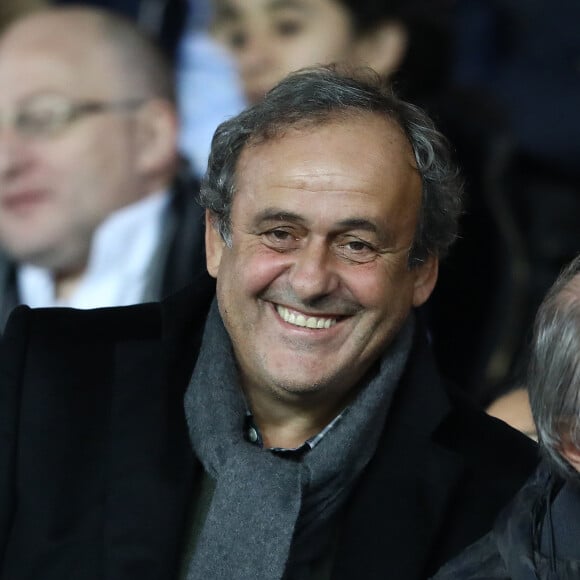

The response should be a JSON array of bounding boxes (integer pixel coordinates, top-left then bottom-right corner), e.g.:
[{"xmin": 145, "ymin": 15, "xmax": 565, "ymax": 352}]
[{"xmin": 16, "ymin": 95, "xmax": 73, "ymax": 137}]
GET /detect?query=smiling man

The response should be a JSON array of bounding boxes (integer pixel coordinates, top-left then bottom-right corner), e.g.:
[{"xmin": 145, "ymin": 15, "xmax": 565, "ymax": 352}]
[{"xmin": 0, "ymin": 66, "xmax": 537, "ymax": 580}]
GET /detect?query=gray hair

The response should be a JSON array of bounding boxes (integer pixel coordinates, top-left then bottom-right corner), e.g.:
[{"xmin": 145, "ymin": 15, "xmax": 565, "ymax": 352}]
[
  {"xmin": 199, "ymin": 65, "xmax": 463, "ymax": 267},
  {"xmin": 528, "ymin": 254, "xmax": 580, "ymax": 480}
]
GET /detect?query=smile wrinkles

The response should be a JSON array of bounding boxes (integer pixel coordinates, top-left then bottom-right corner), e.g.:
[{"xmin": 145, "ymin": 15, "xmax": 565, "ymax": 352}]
[{"xmin": 276, "ymin": 305, "xmax": 338, "ymax": 329}]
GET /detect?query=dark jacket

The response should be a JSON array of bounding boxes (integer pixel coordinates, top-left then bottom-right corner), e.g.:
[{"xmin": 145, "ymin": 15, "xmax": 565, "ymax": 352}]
[
  {"xmin": 432, "ymin": 465, "xmax": 580, "ymax": 580},
  {"xmin": 0, "ymin": 284, "xmax": 538, "ymax": 579},
  {"xmin": 0, "ymin": 163, "xmax": 210, "ymax": 331}
]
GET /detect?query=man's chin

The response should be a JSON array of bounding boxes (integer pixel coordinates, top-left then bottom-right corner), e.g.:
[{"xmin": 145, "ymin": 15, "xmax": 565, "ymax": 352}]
[{"xmin": 261, "ymin": 363, "xmax": 350, "ymax": 400}]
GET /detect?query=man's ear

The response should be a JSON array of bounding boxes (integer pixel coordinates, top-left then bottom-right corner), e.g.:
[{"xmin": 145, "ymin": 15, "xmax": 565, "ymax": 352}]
[
  {"xmin": 205, "ymin": 210, "xmax": 226, "ymax": 279},
  {"xmin": 411, "ymin": 255, "xmax": 438, "ymax": 308},
  {"xmin": 352, "ymin": 20, "xmax": 408, "ymax": 79},
  {"xmin": 134, "ymin": 98, "xmax": 178, "ymax": 179},
  {"xmin": 560, "ymin": 438, "xmax": 580, "ymax": 473}
]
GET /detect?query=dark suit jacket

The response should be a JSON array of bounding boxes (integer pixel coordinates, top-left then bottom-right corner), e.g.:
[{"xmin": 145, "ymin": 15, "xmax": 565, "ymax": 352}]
[
  {"xmin": 0, "ymin": 162, "xmax": 210, "ymax": 332},
  {"xmin": 0, "ymin": 283, "xmax": 538, "ymax": 579}
]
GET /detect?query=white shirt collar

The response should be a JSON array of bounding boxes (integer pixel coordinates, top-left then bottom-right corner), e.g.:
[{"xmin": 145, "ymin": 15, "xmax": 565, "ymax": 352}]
[{"xmin": 18, "ymin": 191, "xmax": 170, "ymax": 309}]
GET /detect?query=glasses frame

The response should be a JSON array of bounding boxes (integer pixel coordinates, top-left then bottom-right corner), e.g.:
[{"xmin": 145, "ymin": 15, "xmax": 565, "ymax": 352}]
[{"xmin": 0, "ymin": 96, "xmax": 146, "ymax": 138}]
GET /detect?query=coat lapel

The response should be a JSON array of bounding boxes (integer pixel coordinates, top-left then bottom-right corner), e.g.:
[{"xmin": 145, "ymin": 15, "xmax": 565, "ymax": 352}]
[
  {"xmin": 102, "ymin": 287, "xmax": 211, "ymax": 579},
  {"xmin": 333, "ymin": 330, "xmax": 467, "ymax": 580}
]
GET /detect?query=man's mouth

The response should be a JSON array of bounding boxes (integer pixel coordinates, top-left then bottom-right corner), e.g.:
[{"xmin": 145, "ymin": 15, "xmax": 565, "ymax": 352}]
[{"xmin": 275, "ymin": 305, "xmax": 338, "ymax": 329}]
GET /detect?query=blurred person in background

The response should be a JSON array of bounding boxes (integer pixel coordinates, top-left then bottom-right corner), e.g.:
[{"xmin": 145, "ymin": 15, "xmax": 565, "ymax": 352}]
[
  {"xmin": 52, "ymin": 0, "xmax": 246, "ymax": 176},
  {"xmin": 0, "ymin": 6, "xmax": 210, "ymax": 329},
  {"xmin": 210, "ymin": 0, "xmax": 451, "ymax": 106},
  {"xmin": 433, "ymin": 253, "xmax": 580, "ymax": 579}
]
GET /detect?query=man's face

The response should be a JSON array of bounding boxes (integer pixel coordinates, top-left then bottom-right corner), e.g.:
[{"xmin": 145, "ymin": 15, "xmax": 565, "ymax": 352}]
[
  {"xmin": 0, "ymin": 21, "xmax": 145, "ymax": 270},
  {"xmin": 212, "ymin": 0, "xmax": 357, "ymax": 104},
  {"xmin": 206, "ymin": 114, "xmax": 438, "ymax": 405}
]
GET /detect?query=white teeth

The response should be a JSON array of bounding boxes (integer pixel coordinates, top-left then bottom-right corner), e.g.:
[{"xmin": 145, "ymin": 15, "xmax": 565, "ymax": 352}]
[{"xmin": 276, "ymin": 305, "xmax": 337, "ymax": 329}]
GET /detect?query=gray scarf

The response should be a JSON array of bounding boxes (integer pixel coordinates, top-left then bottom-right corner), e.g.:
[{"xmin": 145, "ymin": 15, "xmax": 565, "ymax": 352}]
[{"xmin": 184, "ymin": 299, "xmax": 414, "ymax": 580}]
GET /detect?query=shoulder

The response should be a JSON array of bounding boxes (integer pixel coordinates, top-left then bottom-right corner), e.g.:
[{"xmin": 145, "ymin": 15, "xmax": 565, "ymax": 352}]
[
  {"xmin": 431, "ymin": 531, "xmax": 508, "ymax": 580},
  {"xmin": 2, "ymin": 275, "xmax": 214, "ymax": 347},
  {"xmin": 3, "ymin": 300, "xmax": 162, "ymax": 347}
]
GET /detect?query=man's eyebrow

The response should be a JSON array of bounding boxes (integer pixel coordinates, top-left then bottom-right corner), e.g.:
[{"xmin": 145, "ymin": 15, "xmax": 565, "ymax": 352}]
[
  {"xmin": 336, "ymin": 218, "xmax": 397, "ymax": 246},
  {"xmin": 336, "ymin": 218, "xmax": 378, "ymax": 233},
  {"xmin": 252, "ymin": 213, "xmax": 396, "ymax": 244},
  {"xmin": 252, "ymin": 209, "xmax": 305, "ymax": 226}
]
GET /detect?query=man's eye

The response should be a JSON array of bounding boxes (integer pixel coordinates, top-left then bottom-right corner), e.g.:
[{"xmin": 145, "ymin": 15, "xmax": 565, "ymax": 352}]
[
  {"xmin": 226, "ymin": 29, "xmax": 247, "ymax": 50},
  {"xmin": 17, "ymin": 109, "xmax": 67, "ymax": 136},
  {"xmin": 275, "ymin": 19, "xmax": 303, "ymax": 37},
  {"xmin": 346, "ymin": 241, "xmax": 371, "ymax": 252},
  {"xmin": 266, "ymin": 229, "xmax": 291, "ymax": 241},
  {"xmin": 262, "ymin": 229, "xmax": 299, "ymax": 250},
  {"xmin": 336, "ymin": 238, "xmax": 377, "ymax": 263}
]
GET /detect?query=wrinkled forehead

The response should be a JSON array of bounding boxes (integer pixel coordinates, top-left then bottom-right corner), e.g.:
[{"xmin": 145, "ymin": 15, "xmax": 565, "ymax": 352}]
[
  {"xmin": 244, "ymin": 111, "xmax": 417, "ymax": 168},
  {"xmin": 0, "ymin": 14, "xmax": 120, "ymax": 101}
]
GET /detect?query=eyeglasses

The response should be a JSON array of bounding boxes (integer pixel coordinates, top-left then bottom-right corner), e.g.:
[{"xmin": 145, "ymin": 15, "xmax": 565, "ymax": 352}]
[{"xmin": 0, "ymin": 94, "xmax": 146, "ymax": 139}]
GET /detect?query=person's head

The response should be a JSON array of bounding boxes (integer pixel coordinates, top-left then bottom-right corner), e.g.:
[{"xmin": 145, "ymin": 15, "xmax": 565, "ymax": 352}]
[
  {"xmin": 528, "ymin": 254, "xmax": 580, "ymax": 480},
  {"xmin": 0, "ymin": 6, "xmax": 178, "ymax": 273},
  {"xmin": 211, "ymin": 0, "xmax": 413, "ymax": 104},
  {"xmin": 200, "ymin": 65, "xmax": 462, "ymax": 411}
]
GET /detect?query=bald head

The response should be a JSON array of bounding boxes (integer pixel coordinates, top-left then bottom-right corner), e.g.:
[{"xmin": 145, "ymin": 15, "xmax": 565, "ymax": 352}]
[{"xmin": 0, "ymin": 6, "xmax": 174, "ymax": 102}]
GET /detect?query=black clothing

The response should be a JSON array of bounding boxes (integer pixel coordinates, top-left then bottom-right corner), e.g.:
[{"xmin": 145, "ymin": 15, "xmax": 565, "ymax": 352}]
[
  {"xmin": 432, "ymin": 465, "xmax": 580, "ymax": 579},
  {"xmin": 0, "ymin": 285, "xmax": 538, "ymax": 579}
]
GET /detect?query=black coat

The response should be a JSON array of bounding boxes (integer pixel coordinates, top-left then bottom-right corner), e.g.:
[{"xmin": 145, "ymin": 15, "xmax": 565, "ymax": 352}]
[
  {"xmin": 0, "ymin": 284, "xmax": 538, "ymax": 579},
  {"xmin": 432, "ymin": 465, "xmax": 580, "ymax": 580}
]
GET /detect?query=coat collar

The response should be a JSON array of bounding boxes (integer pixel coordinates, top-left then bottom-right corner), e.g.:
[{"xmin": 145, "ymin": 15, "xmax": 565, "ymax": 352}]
[{"xmin": 333, "ymin": 324, "xmax": 467, "ymax": 579}]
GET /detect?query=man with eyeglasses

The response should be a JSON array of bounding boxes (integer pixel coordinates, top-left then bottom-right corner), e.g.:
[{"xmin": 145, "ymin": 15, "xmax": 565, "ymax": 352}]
[{"xmin": 0, "ymin": 6, "xmax": 210, "ymax": 329}]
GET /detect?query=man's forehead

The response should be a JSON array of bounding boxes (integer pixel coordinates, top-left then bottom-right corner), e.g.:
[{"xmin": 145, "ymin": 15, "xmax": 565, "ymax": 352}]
[
  {"xmin": 237, "ymin": 114, "xmax": 418, "ymax": 186},
  {"xmin": 1, "ymin": 11, "xmax": 101, "ymax": 52},
  {"xmin": 244, "ymin": 113, "xmax": 415, "ymax": 156},
  {"xmin": 0, "ymin": 15, "xmax": 116, "ymax": 100}
]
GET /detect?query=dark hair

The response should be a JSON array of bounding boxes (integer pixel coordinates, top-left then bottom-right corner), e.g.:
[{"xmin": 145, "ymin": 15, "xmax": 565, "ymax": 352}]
[
  {"xmin": 336, "ymin": 0, "xmax": 452, "ymax": 100},
  {"xmin": 200, "ymin": 65, "xmax": 462, "ymax": 266},
  {"xmin": 528, "ymin": 254, "xmax": 580, "ymax": 480}
]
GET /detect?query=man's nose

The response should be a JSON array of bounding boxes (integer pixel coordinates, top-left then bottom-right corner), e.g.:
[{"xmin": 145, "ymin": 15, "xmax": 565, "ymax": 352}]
[
  {"xmin": 288, "ymin": 240, "xmax": 340, "ymax": 302},
  {"xmin": 239, "ymin": 32, "xmax": 275, "ymax": 76}
]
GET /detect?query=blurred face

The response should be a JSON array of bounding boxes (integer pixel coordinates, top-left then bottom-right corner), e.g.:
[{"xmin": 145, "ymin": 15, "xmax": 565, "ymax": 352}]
[
  {"xmin": 206, "ymin": 114, "xmax": 438, "ymax": 405},
  {"xmin": 212, "ymin": 0, "xmax": 357, "ymax": 103},
  {"xmin": 0, "ymin": 18, "xmax": 146, "ymax": 271}
]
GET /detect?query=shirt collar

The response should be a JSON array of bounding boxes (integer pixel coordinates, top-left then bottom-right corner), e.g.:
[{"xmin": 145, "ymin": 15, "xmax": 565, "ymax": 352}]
[
  {"xmin": 18, "ymin": 190, "xmax": 169, "ymax": 309},
  {"xmin": 243, "ymin": 408, "xmax": 346, "ymax": 457}
]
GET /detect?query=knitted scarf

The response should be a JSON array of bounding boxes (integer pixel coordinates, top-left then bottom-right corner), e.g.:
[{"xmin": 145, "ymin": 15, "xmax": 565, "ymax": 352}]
[{"xmin": 184, "ymin": 300, "xmax": 414, "ymax": 580}]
